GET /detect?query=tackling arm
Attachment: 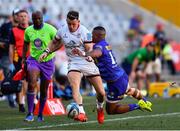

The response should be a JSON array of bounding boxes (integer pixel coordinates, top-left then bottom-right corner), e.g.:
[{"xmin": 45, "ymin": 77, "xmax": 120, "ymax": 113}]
[{"xmin": 86, "ymin": 48, "xmax": 102, "ymax": 58}]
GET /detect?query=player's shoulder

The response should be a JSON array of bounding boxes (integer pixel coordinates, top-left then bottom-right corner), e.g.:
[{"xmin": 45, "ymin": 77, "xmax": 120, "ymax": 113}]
[
  {"xmin": 25, "ymin": 25, "xmax": 33, "ymax": 32},
  {"xmin": 57, "ymin": 24, "xmax": 68, "ymax": 33},
  {"xmin": 44, "ymin": 23, "xmax": 56, "ymax": 30},
  {"xmin": 138, "ymin": 47, "xmax": 147, "ymax": 55},
  {"xmin": 79, "ymin": 24, "xmax": 89, "ymax": 33},
  {"xmin": 94, "ymin": 40, "xmax": 106, "ymax": 50}
]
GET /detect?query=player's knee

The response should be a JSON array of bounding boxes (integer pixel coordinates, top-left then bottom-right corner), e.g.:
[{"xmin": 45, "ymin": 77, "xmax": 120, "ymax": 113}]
[
  {"xmin": 105, "ymin": 102, "xmax": 116, "ymax": 115},
  {"xmin": 28, "ymin": 82, "xmax": 36, "ymax": 92}
]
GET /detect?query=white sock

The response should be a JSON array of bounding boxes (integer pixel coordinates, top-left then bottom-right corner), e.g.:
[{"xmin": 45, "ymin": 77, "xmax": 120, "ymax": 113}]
[
  {"xmin": 78, "ymin": 104, "xmax": 85, "ymax": 114},
  {"xmin": 96, "ymin": 100, "xmax": 104, "ymax": 109}
]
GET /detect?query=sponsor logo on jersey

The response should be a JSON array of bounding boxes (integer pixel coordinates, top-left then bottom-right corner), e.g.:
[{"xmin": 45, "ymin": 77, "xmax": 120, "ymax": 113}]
[
  {"xmin": 63, "ymin": 33, "xmax": 68, "ymax": 38},
  {"xmin": 34, "ymin": 38, "xmax": 42, "ymax": 50}
]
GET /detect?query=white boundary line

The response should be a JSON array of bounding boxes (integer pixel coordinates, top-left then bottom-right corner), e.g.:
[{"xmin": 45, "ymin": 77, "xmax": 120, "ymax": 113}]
[{"xmin": 11, "ymin": 112, "xmax": 180, "ymax": 130}]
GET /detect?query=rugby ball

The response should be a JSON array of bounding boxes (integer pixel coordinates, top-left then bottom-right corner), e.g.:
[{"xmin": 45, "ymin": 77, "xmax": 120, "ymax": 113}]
[{"xmin": 66, "ymin": 102, "xmax": 79, "ymax": 118}]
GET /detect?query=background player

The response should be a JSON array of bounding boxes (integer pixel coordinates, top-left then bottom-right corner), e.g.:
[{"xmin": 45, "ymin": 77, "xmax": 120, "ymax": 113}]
[
  {"xmin": 9, "ymin": 9, "xmax": 29, "ymax": 112},
  {"xmin": 73, "ymin": 26, "xmax": 152, "ymax": 114}
]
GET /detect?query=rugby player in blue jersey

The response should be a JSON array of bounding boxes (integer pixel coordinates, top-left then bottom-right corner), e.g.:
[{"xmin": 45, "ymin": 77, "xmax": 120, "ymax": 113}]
[{"xmin": 73, "ymin": 26, "xmax": 152, "ymax": 114}]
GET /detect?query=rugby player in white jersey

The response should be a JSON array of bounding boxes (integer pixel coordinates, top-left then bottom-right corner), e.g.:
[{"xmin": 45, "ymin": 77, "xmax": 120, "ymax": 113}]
[{"xmin": 39, "ymin": 10, "xmax": 105, "ymax": 124}]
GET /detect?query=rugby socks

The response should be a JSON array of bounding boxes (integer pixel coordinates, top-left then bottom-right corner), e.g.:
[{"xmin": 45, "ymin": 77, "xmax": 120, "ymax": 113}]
[
  {"xmin": 142, "ymin": 97, "xmax": 147, "ymax": 102},
  {"xmin": 78, "ymin": 104, "xmax": 85, "ymax": 114},
  {"xmin": 96, "ymin": 100, "xmax": 104, "ymax": 109},
  {"xmin": 38, "ymin": 97, "xmax": 47, "ymax": 115},
  {"xmin": 128, "ymin": 104, "xmax": 140, "ymax": 111},
  {"xmin": 27, "ymin": 92, "xmax": 35, "ymax": 113},
  {"xmin": 126, "ymin": 88, "xmax": 143, "ymax": 100}
]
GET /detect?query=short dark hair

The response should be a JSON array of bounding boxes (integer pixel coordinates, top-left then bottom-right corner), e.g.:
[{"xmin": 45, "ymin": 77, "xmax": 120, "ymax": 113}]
[
  {"xmin": 147, "ymin": 41, "xmax": 156, "ymax": 47},
  {"xmin": 18, "ymin": 9, "xmax": 28, "ymax": 15},
  {"xmin": 93, "ymin": 26, "xmax": 106, "ymax": 32},
  {"xmin": 67, "ymin": 10, "xmax": 79, "ymax": 20}
]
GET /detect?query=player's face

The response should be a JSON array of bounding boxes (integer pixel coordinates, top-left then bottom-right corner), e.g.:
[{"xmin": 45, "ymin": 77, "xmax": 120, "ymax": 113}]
[
  {"xmin": 13, "ymin": 14, "xmax": 19, "ymax": 23},
  {"xmin": 66, "ymin": 18, "xmax": 80, "ymax": 32},
  {"xmin": 92, "ymin": 30, "xmax": 99, "ymax": 43},
  {"xmin": 148, "ymin": 45, "xmax": 154, "ymax": 52},
  {"xmin": 32, "ymin": 13, "xmax": 43, "ymax": 27},
  {"xmin": 18, "ymin": 12, "xmax": 29, "ymax": 25}
]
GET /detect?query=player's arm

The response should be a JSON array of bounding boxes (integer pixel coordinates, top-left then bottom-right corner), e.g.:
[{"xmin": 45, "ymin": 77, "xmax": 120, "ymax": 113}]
[
  {"xmin": 86, "ymin": 48, "xmax": 102, "ymax": 58},
  {"xmin": 84, "ymin": 43, "xmax": 93, "ymax": 52},
  {"xmin": 131, "ymin": 57, "xmax": 139, "ymax": 72},
  {"xmin": 47, "ymin": 36, "xmax": 63, "ymax": 53},
  {"xmin": 22, "ymin": 41, "xmax": 29, "ymax": 65},
  {"xmin": 73, "ymin": 47, "xmax": 102, "ymax": 58},
  {"xmin": 129, "ymin": 57, "xmax": 139, "ymax": 81},
  {"xmin": 9, "ymin": 30, "xmax": 15, "ymax": 65},
  {"xmin": 38, "ymin": 36, "xmax": 63, "ymax": 62}
]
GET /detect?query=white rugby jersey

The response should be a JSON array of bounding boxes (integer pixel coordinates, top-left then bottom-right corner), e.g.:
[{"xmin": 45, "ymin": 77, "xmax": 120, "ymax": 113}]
[{"xmin": 56, "ymin": 24, "xmax": 92, "ymax": 62}]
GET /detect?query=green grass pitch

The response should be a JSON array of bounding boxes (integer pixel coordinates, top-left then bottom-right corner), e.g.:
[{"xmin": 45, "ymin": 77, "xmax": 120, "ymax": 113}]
[{"xmin": 0, "ymin": 96, "xmax": 180, "ymax": 130}]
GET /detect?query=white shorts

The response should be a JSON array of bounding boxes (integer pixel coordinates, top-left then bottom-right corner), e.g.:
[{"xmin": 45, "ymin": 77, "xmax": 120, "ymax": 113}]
[
  {"xmin": 67, "ymin": 60, "xmax": 100, "ymax": 76},
  {"xmin": 146, "ymin": 58, "xmax": 162, "ymax": 74}
]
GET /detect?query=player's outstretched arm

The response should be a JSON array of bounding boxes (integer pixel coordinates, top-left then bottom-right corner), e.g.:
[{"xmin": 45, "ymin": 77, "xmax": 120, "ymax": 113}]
[
  {"xmin": 72, "ymin": 48, "xmax": 102, "ymax": 58},
  {"xmin": 38, "ymin": 37, "xmax": 63, "ymax": 62}
]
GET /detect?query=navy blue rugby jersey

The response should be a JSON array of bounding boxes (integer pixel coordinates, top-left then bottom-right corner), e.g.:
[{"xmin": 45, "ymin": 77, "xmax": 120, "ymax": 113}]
[{"xmin": 93, "ymin": 39, "xmax": 125, "ymax": 81}]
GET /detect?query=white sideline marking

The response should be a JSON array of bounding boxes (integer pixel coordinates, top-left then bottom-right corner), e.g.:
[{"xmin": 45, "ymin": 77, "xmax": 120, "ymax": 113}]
[{"xmin": 12, "ymin": 112, "xmax": 180, "ymax": 130}]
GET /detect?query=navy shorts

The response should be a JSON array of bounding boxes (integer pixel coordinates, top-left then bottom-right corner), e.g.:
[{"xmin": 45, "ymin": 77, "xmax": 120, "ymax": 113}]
[{"xmin": 106, "ymin": 73, "xmax": 129, "ymax": 101}]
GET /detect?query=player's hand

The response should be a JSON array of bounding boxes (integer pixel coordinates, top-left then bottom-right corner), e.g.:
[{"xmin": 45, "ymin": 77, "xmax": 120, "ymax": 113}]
[
  {"xmin": 85, "ymin": 56, "xmax": 94, "ymax": 62},
  {"xmin": 39, "ymin": 52, "xmax": 48, "ymax": 62},
  {"xmin": 71, "ymin": 48, "xmax": 85, "ymax": 57}
]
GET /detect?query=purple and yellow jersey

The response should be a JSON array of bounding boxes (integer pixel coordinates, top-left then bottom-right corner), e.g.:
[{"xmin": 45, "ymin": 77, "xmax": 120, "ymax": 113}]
[{"xmin": 93, "ymin": 39, "xmax": 125, "ymax": 81}]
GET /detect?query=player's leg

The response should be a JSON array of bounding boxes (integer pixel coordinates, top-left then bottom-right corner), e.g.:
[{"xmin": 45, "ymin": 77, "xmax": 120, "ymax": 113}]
[
  {"xmin": 87, "ymin": 75, "xmax": 105, "ymax": 124},
  {"xmin": 37, "ymin": 58, "xmax": 55, "ymax": 122},
  {"xmin": 145, "ymin": 61, "xmax": 153, "ymax": 95},
  {"xmin": 136, "ymin": 70, "xmax": 146, "ymax": 90},
  {"xmin": 106, "ymin": 101, "xmax": 140, "ymax": 114},
  {"xmin": 37, "ymin": 78, "xmax": 50, "ymax": 122},
  {"xmin": 106, "ymin": 73, "xmax": 140, "ymax": 114},
  {"xmin": 126, "ymin": 84, "xmax": 152, "ymax": 112},
  {"xmin": 154, "ymin": 58, "xmax": 161, "ymax": 82},
  {"xmin": 18, "ymin": 80, "xmax": 28, "ymax": 112},
  {"xmin": 24, "ymin": 57, "xmax": 40, "ymax": 122},
  {"xmin": 14, "ymin": 59, "xmax": 28, "ymax": 112},
  {"xmin": 25, "ymin": 68, "xmax": 40, "ymax": 121},
  {"xmin": 82, "ymin": 61, "xmax": 105, "ymax": 123},
  {"xmin": 68, "ymin": 71, "xmax": 88, "ymax": 122}
]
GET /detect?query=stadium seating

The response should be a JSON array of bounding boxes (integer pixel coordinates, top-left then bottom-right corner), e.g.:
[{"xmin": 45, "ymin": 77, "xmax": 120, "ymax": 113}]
[{"xmin": 0, "ymin": 0, "xmax": 128, "ymax": 45}]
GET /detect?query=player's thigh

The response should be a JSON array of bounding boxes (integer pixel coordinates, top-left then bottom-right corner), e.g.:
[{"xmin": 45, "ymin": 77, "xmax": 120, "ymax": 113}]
[
  {"xmin": 145, "ymin": 61, "xmax": 153, "ymax": 75},
  {"xmin": 107, "ymin": 73, "xmax": 128, "ymax": 101},
  {"xmin": 67, "ymin": 71, "xmax": 82, "ymax": 89},
  {"xmin": 154, "ymin": 58, "xmax": 162, "ymax": 74},
  {"xmin": 28, "ymin": 69, "xmax": 40, "ymax": 83},
  {"xmin": 87, "ymin": 75, "xmax": 105, "ymax": 95}
]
